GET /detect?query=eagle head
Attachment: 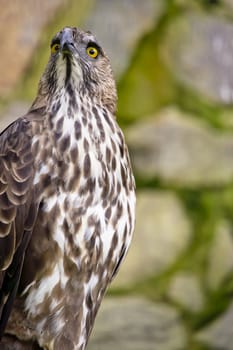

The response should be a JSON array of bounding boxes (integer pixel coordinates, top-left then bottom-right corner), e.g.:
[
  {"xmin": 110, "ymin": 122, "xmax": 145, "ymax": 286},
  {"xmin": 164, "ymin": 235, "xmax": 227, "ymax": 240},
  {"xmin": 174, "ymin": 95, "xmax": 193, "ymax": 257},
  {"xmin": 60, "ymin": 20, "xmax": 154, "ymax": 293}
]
[{"xmin": 35, "ymin": 27, "xmax": 117, "ymax": 114}]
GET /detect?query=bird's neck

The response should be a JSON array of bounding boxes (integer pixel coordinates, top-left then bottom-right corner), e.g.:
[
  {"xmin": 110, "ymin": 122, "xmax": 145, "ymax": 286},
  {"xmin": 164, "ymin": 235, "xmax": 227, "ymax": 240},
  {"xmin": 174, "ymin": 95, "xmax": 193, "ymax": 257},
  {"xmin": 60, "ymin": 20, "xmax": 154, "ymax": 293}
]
[
  {"xmin": 31, "ymin": 84, "xmax": 98, "ymax": 116},
  {"xmin": 31, "ymin": 73, "xmax": 116, "ymax": 117}
]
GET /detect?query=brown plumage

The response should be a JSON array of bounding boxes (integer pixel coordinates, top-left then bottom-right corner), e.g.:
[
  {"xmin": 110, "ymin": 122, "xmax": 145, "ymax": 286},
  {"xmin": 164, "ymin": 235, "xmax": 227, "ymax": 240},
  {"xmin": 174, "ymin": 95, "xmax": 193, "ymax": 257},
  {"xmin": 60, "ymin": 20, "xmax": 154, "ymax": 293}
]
[{"xmin": 0, "ymin": 27, "xmax": 135, "ymax": 349}]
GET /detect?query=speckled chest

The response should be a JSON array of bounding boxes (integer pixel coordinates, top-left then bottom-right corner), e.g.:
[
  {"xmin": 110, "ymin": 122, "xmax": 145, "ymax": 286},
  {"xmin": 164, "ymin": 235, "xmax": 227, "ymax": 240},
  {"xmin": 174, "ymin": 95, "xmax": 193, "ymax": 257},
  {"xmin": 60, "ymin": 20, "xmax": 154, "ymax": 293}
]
[
  {"xmin": 32, "ymin": 100, "xmax": 133, "ymax": 243},
  {"xmin": 23, "ymin": 97, "xmax": 135, "ymax": 331}
]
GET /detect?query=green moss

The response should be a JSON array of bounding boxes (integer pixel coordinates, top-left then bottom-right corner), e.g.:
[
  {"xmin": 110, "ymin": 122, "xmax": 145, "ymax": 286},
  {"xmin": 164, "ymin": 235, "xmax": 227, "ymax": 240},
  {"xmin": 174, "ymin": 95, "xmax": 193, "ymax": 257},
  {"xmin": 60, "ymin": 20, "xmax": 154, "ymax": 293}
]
[
  {"xmin": 178, "ymin": 190, "xmax": 222, "ymax": 274},
  {"xmin": 174, "ymin": 84, "xmax": 227, "ymax": 130},
  {"xmin": 117, "ymin": 45, "xmax": 176, "ymax": 123},
  {"xmin": 133, "ymin": 175, "xmax": 162, "ymax": 190},
  {"xmin": 174, "ymin": 188, "xmax": 233, "ymax": 330},
  {"xmin": 188, "ymin": 342, "xmax": 211, "ymax": 350},
  {"xmin": 217, "ymin": 107, "xmax": 233, "ymax": 130},
  {"xmin": 188, "ymin": 283, "xmax": 232, "ymax": 330},
  {"xmin": 14, "ymin": 0, "xmax": 94, "ymax": 102},
  {"xmin": 117, "ymin": 1, "xmax": 183, "ymax": 124}
]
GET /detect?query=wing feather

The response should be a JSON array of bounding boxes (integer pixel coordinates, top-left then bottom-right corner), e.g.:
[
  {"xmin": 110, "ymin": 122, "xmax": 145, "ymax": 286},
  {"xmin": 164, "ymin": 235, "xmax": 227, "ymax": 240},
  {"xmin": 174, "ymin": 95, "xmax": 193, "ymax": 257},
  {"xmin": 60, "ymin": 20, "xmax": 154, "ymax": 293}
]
[
  {"xmin": 0, "ymin": 207, "xmax": 16, "ymax": 225},
  {"xmin": 0, "ymin": 109, "xmax": 44, "ymax": 338},
  {"xmin": 0, "ymin": 223, "xmax": 16, "ymax": 270}
]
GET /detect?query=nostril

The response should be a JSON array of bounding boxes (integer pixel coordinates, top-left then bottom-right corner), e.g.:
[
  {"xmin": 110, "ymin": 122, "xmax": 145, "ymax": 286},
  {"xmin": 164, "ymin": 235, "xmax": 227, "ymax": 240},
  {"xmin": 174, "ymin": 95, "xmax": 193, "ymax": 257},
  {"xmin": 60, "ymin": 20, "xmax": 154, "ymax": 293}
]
[{"xmin": 61, "ymin": 28, "xmax": 75, "ymax": 50}]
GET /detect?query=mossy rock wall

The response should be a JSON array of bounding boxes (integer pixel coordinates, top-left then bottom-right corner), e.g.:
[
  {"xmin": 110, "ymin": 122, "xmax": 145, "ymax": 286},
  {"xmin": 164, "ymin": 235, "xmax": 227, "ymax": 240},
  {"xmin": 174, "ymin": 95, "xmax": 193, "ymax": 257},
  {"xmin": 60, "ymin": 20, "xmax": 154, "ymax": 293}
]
[{"xmin": 1, "ymin": 1, "xmax": 233, "ymax": 349}]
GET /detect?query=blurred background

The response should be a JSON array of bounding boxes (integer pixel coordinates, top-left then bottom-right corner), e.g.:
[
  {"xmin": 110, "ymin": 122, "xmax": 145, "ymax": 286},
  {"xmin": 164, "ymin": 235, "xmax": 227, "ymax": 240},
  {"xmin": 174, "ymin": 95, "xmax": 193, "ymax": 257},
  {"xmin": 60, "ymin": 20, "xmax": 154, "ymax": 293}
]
[{"xmin": 1, "ymin": 0, "xmax": 233, "ymax": 349}]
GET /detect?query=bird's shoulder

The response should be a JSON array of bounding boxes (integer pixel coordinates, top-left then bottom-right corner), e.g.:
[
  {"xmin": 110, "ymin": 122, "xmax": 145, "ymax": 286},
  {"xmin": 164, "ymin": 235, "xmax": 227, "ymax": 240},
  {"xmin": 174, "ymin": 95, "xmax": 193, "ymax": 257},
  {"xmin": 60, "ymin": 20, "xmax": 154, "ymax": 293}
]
[{"xmin": 0, "ymin": 106, "xmax": 46, "ymax": 151}]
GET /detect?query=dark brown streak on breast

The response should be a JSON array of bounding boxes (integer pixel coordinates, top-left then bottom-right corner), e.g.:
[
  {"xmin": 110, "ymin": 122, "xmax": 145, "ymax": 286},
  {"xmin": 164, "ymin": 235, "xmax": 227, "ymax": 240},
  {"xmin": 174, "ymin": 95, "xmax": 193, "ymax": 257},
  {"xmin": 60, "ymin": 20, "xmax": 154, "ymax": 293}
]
[
  {"xmin": 66, "ymin": 82, "xmax": 78, "ymax": 110},
  {"xmin": 65, "ymin": 58, "xmax": 72, "ymax": 88},
  {"xmin": 83, "ymin": 154, "xmax": 91, "ymax": 178},
  {"xmin": 92, "ymin": 106, "xmax": 105, "ymax": 142}
]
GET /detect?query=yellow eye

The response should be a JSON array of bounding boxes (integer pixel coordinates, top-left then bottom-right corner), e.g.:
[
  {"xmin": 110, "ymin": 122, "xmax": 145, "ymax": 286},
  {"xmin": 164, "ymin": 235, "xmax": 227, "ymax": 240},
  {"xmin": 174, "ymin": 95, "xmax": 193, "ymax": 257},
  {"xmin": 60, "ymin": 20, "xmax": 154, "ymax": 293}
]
[
  {"xmin": 51, "ymin": 43, "xmax": 60, "ymax": 54},
  {"xmin": 86, "ymin": 46, "xmax": 99, "ymax": 58}
]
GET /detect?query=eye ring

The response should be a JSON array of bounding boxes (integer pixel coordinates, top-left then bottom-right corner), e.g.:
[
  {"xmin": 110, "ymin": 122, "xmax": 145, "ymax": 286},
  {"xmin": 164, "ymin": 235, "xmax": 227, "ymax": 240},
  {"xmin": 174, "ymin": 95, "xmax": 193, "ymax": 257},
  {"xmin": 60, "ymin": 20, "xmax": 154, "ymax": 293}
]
[
  {"xmin": 86, "ymin": 46, "xmax": 99, "ymax": 59},
  {"xmin": 51, "ymin": 43, "xmax": 60, "ymax": 54}
]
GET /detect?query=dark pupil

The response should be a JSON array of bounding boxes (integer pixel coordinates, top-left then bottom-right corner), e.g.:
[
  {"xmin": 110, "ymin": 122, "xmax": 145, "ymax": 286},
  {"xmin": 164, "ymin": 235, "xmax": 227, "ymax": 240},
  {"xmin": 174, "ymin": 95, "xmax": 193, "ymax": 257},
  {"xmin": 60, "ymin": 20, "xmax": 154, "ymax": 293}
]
[{"xmin": 89, "ymin": 48, "xmax": 95, "ymax": 55}]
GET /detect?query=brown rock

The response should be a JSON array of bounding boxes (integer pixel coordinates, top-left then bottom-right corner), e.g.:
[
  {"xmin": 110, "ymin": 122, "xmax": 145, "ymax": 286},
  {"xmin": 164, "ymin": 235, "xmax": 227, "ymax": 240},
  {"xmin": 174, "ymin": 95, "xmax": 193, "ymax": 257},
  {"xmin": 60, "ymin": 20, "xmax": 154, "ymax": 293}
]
[
  {"xmin": 88, "ymin": 297, "xmax": 187, "ymax": 350},
  {"xmin": 127, "ymin": 108, "xmax": 233, "ymax": 187},
  {"xmin": 0, "ymin": 0, "xmax": 64, "ymax": 96},
  {"xmin": 160, "ymin": 12, "xmax": 233, "ymax": 104},
  {"xmin": 112, "ymin": 190, "xmax": 191, "ymax": 288}
]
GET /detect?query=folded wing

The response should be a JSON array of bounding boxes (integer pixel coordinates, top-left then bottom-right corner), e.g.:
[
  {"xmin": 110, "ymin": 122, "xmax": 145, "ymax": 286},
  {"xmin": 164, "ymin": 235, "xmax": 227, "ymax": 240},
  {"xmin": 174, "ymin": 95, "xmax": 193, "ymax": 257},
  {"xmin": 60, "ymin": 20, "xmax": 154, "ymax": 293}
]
[{"xmin": 0, "ymin": 114, "xmax": 40, "ymax": 337}]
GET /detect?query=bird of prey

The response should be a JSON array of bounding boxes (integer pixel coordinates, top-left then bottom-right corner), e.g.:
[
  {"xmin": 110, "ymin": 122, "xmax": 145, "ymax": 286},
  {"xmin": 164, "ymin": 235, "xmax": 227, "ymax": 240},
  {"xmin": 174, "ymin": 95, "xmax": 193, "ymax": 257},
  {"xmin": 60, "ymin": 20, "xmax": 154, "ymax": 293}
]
[{"xmin": 0, "ymin": 27, "xmax": 135, "ymax": 349}]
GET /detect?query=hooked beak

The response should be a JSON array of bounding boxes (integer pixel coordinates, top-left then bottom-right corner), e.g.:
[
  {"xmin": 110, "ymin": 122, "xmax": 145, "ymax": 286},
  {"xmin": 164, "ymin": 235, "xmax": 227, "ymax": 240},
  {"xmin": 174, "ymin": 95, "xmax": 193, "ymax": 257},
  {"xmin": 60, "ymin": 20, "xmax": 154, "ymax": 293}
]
[{"xmin": 60, "ymin": 27, "xmax": 75, "ymax": 56}]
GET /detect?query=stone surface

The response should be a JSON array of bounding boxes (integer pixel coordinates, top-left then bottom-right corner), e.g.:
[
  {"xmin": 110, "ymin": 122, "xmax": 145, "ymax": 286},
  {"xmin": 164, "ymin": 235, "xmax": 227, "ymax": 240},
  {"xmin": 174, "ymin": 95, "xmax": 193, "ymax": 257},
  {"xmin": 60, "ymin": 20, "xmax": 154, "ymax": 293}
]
[
  {"xmin": 0, "ymin": 101, "xmax": 29, "ymax": 131},
  {"xmin": 126, "ymin": 108, "xmax": 233, "ymax": 187},
  {"xmin": 161, "ymin": 12, "xmax": 233, "ymax": 104},
  {"xmin": 207, "ymin": 220, "xmax": 233, "ymax": 290},
  {"xmin": 88, "ymin": 297, "xmax": 187, "ymax": 350},
  {"xmin": 84, "ymin": 0, "xmax": 164, "ymax": 78},
  {"xmin": 224, "ymin": 0, "xmax": 233, "ymax": 10},
  {"xmin": 0, "ymin": 0, "xmax": 64, "ymax": 96},
  {"xmin": 196, "ymin": 301, "xmax": 233, "ymax": 349},
  {"xmin": 168, "ymin": 273, "xmax": 205, "ymax": 312},
  {"xmin": 112, "ymin": 190, "xmax": 191, "ymax": 288}
]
